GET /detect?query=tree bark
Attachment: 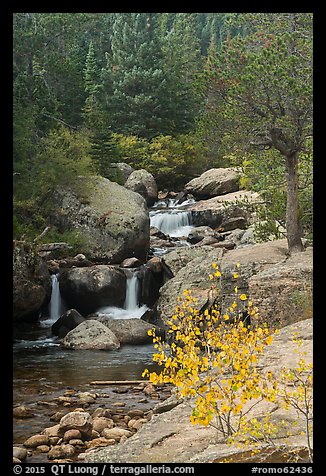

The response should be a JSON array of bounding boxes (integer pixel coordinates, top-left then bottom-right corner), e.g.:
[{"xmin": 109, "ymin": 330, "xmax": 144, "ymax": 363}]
[{"xmin": 285, "ymin": 152, "xmax": 304, "ymax": 253}]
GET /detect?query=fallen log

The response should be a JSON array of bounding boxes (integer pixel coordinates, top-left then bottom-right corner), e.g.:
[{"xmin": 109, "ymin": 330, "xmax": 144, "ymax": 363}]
[{"xmin": 89, "ymin": 380, "xmax": 149, "ymax": 386}]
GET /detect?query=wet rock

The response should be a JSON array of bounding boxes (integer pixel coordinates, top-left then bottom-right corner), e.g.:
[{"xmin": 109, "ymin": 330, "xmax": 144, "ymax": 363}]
[
  {"xmin": 143, "ymin": 384, "xmax": 156, "ymax": 396},
  {"xmin": 92, "ymin": 417, "xmax": 114, "ymax": 434},
  {"xmin": 24, "ymin": 434, "xmax": 50, "ymax": 448},
  {"xmin": 120, "ymin": 257, "xmax": 143, "ymax": 268},
  {"xmin": 36, "ymin": 445, "xmax": 50, "ymax": 453},
  {"xmin": 63, "ymin": 429, "xmax": 82, "ymax": 442},
  {"xmin": 13, "ymin": 405, "xmax": 35, "ymax": 419},
  {"xmin": 127, "ymin": 409, "xmax": 145, "ymax": 418},
  {"xmin": 59, "ymin": 266, "xmax": 126, "ymax": 315},
  {"xmin": 13, "ymin": 446, "xmax": 28, "ymax": 461},
  {"xmin": 48, "ymin": 444, "xmax": 75, "ymax": 460},
  {"xmin": 61, "ymin": 320, "xmax": 120, "ymax": 350},
  {"xmin": 43, "ymin": 424, "xmax": 61, "ymax": 438},
  {"xmin": 59, "ymin": 411, "xmax": 93, "ymax": 438},
  {"xmin": 92, "ymin": 408, "xmax": 112, "ymax": 419},
  {"xmin": 50, "ymin": 411, "xmax": 67, "ymax": 421},
  {"xmin": 77, "ymin": 392, "xmax": 97, "ymax": 404}
]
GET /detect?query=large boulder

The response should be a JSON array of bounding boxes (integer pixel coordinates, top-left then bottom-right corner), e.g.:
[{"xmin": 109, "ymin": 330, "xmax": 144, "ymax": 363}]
[
  {"xmin": 156, "ymin": 239, "xmax": 310, "ymax": 328},
  {"xmin": 124, "ymin": 169, "xmax": 158, "ymax": 207},
  {"xmin": 58, "ymin": 265, "xmax": 126, "ymax": 315},
  {"xmin": 184, "ymin": 168, "xmax": 241, "ymax": 199},
  {"xmin": 61, "ymin": 320, "xmax": 120, "ymax": 350},
  {"xmin": 13, "ymin": 241, "xmax": 51, "ymax": 321},
  {"xmin": 156, "ymin": 249, "xmax": 224, "ymax": 325},
  {"xmin": 189, "ymin": 190, "xmax": 260, "ymax": 230},
  {"xmin": 51, "ymin": 176, "xmax": 150, "ymax": 263},
  {"xmin": 96, "ymin": 317, "xmax": 164, "ymax": 345}
]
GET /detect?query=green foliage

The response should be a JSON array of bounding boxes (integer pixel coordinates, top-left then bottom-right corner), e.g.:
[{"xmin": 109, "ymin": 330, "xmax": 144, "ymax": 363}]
[{"xmin": 114, "ymin": 132, "xmax": 207, "ymax": 190}]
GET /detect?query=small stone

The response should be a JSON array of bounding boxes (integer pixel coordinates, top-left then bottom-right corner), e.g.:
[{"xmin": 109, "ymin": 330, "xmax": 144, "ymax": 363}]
[
  {"xmin": 86, "ymin": 438, "xmax": 116, "ymax": 449},
  {"xmin": 36, "ymin": 445, "xmax": 50, "ymax": 453},
  {"xmin": 112, "ymin": 402, "xmax": 126, "ymax": 407},
  {"xmin": 50, "ymin": 411, "xmax": 67, "ymax": 422},
  {"xmin": 59, "ymin": 411, "xmax": 93, "ymax": 437},
  {"xmin": 119, "ymin": 435, "xmax": 128, "ymax": 444},
  {"xmin": 13, "ymin": 457, "xmax": 21, "ymax": 463},
  {"xmin": 127, "ymin": 409, "xmax": 144, "ymax": 418},
  {"xmin": 24, "ymin": 434, "xmax": 50, "ymax": 448},
  {"xmin": 13, "ymin": 405, "xmax": 34, "ymax": 419},
  {"xmin": 48, "ymin": 437, "xmax": 60, "ymax": 446},
  {"xmin": 47, "ymin": 444, "xmax": 75, "ymax": 460},
  {"xmin": 69, "ymin": 439, "xmax": 85, "ymax": 446},
  {"xmin": 63, "ymin": 429, "xmax": 82, "ymax": 442},
  {"xmin": 130, "ymin": 418, "xmax": 147, "ymax": 431},
  {"xmin": 101, "ymin": 428, "xmax": 132, "ymax": 441},
  {"xmin": 93, "ymin": 417, "xmax": 114, "ymax": 434},
  {"xmin": 90, "ymin": 430, "xmax": 100, "ymax": 440},
  {"xmin": 43, "ymin": 424, "xmax": 61, "ymax": 438},
  {"xmin": 143, "ymin": 384, "xmax": 155, "ymax": 395}
]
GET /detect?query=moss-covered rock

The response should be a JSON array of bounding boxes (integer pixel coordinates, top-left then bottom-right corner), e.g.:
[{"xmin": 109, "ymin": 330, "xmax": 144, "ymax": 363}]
[{"xmin": 51, "ymin": 176, "xmax": 150, "ymax": 263}]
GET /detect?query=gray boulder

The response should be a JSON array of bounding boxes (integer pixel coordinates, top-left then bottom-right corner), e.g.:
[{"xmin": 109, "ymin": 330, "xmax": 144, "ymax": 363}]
[
  {"xmin": 52, "ymin": 176, "xmax": 150, "ymax": 263},
  {"xmin": 189, "ymin": 190, "xmax": 260, "ymax": 230},
  {"xmin": 58, "ymin": 265, "xmax": 126, "ymax": 315},
  {"xmin": 184, "ymin": 168, "xmax": 241, "ymax": 198},
  {"xmin": 156, "ymin": 239, "xmax": 298, "ymax": 326},
  {"xmin": 61, "ymin": 320, "xmax": 120, "ymax": 350},
  {"xmin": 97, "ymin": 317, "xmax": 164, "ymax": 345},
  {"xmin": 124, "ymin": 169, "xmax": 158, "ymax": 207}
]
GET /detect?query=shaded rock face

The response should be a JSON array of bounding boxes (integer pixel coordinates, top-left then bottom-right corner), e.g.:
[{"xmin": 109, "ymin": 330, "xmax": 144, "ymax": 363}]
[
  {"xmin": 13, "ymin": 241, "xmax": 51, "ymax": 321},
  {"xmin": 61, "ymin": 320, "xmax": 120, "ymax": 350},
  {"xmin": 51, "ymin": 309, "xmax": 86, "ymax": 338},
  {"xmin": 59, "ymin": 265, "xmax": 126, "ymax": 315},
  {"xmin": 124, "ymin": 169, "xmax": 158, "ymax": 207},
  {"xmin": 52, "ymin": 176, "xmax": 150, "ymax": 263},
  {"xmin": 156, "ymin": 239, "xmax": 307, "ymax": 327},
  {"xmin": 184, "ymin": 168, "xmax": 241, "ymax": 199}
]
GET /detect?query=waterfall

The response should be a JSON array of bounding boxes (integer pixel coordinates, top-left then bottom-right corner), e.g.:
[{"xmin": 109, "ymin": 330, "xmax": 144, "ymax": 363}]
[
  {"xmin": 150, "ymin": 210, "xmax": 193, "ymax": 237},
  {"xmin": 40, "ymin": 274, "xmax": 64, "ymax": 327},
  {"xmin": 124, "ymin": 270, "xmax": 140, "ymax": 311},
  {"xmin": 96, "ymin": 269, "xmax": 147, "ymax": 319}
]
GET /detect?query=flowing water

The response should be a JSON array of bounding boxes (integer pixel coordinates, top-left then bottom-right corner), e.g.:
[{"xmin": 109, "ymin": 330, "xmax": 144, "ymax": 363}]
[
  {"xmin": 13, "ymin": 202, "xmax": 195, "ymax": 448},
  {"xmin": 149, "ymin": 198, "xmax": 194, "ymax": 238},
  {"xmin": 13, "ymin": 269, "xmax": 156, "ymax": 445}
]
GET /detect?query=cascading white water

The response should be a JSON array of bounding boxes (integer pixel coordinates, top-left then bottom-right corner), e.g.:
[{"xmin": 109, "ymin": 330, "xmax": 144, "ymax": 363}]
[
  {"xmin": 40, "ymin": 274, "xmax": 64, "ymax": 327},
  {"xmin": 124, "ymin": 271, "xmax": 140, "ymax": 310},
  {"xmin": 150, "ymin": 210, "xmax": 193, "ymax": 237},
  {"xmin": 97, "ymin": 269, "xmax": 147, "ymax": 319}
]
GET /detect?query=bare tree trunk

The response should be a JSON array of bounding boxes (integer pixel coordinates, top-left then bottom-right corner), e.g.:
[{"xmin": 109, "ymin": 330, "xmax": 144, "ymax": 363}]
[{"xmin": 285, "ymin": 152, "xmax": 304, "ymax": 253}]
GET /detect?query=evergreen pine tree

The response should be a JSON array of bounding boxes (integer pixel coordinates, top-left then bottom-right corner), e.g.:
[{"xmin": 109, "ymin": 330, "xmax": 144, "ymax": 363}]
[{"xmin": 108, "ymin": 13, "xmax": 167, "ymax": 138}]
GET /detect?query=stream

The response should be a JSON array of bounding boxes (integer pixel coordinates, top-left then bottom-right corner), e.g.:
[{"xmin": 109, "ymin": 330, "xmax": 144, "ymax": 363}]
[{"xmin": 13, "ymin": 197, "xmax": 196, "ymax": 450}]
